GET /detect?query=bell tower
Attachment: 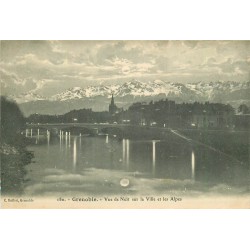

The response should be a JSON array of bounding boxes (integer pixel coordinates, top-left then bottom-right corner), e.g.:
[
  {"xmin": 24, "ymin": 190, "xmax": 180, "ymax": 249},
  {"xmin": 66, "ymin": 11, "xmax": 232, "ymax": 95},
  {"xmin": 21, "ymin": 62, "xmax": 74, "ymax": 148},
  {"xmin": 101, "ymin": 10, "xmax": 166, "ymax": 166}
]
[{"xmin": 109, "ymin": 94, "xmax": 117, "ymax": 115}]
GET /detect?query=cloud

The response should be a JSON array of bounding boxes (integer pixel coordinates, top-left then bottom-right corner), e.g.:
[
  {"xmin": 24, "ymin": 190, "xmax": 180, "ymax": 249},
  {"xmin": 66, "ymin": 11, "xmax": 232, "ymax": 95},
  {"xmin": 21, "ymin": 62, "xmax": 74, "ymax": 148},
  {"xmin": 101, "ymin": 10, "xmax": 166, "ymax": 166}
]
[
  {"xmin": 105, "ymin": 56, "xmax": 155, "ymax": 76},
  {"xmin": 1, "ymin": 41, "xmax": 249, "ymax": 96},
  {"xmin": 1, "ymin": 41, "xmax": 64, "ymax": 64}
]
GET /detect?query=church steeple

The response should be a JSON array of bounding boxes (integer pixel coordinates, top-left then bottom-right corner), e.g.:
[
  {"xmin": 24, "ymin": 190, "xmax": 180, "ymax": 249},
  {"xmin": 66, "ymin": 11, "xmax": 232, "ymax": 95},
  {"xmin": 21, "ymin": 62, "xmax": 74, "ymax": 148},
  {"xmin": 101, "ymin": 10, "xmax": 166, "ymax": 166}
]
[
  {"xmin": 109, "ymin": 93, "xmax": 117, "ymax": 115},
  {"xmin": 111, "ymin": 94, "xmax": 114, "ymax": 105}
]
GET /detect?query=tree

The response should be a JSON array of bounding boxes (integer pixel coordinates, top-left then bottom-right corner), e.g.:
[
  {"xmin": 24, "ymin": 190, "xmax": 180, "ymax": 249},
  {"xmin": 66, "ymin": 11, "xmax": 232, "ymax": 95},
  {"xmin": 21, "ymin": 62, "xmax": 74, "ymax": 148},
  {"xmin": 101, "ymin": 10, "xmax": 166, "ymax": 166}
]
[
  {"xmin": 1, "ymin": 96, "xmax": 25, "ymax": 144},
  {"xmin": 238, "ymin": 104, "xmax": 249, "ymax": 114},
  {"xmin": 0, "ymin": 96, "xmax": 33, "ymax": 195}
]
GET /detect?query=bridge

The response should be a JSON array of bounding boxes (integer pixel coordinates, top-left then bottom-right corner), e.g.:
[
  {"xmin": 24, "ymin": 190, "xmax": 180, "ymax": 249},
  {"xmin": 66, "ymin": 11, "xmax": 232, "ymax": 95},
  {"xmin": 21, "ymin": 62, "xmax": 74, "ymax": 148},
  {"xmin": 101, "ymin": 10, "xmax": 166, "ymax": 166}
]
[
  {"xmin": 27, "ymin": 122, "xmax": 131, "ymax": 130},
  {"xmin": 25, "ymin": 122, "xmax": 171, "ymax": 139},
  {"xmin": 27, "ymin": 123, "xmax": 132, "ymax": 135}
]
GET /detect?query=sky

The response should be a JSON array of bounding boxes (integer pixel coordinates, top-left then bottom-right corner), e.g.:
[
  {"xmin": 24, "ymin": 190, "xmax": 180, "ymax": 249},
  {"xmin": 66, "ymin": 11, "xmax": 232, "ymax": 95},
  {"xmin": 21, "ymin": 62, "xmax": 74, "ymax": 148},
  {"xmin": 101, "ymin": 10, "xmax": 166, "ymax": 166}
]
[{"xmin": 1, "ymin": 40, "xmax": 249, "ymax": 97}]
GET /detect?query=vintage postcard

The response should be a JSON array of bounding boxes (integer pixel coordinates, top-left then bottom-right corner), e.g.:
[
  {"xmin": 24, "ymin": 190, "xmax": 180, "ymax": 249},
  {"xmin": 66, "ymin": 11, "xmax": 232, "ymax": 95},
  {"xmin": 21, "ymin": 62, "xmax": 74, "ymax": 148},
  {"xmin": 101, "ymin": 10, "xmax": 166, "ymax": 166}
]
[{"xmin": 0, "ymin": 40, "xmax": 249, "ymax": 208}]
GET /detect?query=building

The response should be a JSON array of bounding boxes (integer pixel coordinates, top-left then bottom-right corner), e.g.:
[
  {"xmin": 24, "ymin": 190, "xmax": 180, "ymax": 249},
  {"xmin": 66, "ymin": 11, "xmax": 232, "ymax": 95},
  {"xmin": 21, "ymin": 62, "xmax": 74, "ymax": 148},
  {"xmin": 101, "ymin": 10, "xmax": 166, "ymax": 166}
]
[
  {"xmin": 109, "ymin": 94, "xmax": 118, "ymax": 115},
  {"xmin": 234, "ymin": 114, "xmax": 250, "ymax": 130},
  {"xmin": 190, "ymin": 110, "xmax": 234, "ymax": 129}
]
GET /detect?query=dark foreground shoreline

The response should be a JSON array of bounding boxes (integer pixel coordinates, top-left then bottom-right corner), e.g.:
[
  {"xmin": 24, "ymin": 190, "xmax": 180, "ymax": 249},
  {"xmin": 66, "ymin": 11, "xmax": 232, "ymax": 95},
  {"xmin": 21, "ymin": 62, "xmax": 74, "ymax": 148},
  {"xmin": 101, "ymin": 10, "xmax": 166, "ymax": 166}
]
[{"xmin": 1, "ymin": 136, "xmax": 34, "ymax": 195}]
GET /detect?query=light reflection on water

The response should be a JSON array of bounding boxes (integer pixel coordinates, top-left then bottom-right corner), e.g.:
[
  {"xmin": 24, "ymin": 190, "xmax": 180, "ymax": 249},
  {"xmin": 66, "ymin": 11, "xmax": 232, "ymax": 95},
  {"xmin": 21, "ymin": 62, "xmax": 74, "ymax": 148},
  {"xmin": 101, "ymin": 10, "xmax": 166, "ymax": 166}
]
[
  {"xmin": 126, "ymin": 139, "xmax": 130, "ymax": 170},
  {"xmin": 73, "ymin": 137, "xmax": 77, "ymax": 169},
  {"xmin": 191, "ymin": 150, "xmax": 195, "ymax": 180},
  {"xmin": 27, "ymin": 133, "xmax": 249, "ymax": 188},
  {"xmin": 152, "ymin": 140, "xmax": 156, "ymax": 177}
]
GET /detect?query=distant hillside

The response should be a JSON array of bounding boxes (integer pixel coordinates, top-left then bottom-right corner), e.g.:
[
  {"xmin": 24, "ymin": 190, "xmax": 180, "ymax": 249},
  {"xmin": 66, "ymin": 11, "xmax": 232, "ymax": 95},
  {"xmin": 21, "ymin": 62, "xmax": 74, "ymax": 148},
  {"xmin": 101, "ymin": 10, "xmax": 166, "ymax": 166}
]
[{"xmin": 8, "ymin": 79, "xmax": 250, "ymax": 116}]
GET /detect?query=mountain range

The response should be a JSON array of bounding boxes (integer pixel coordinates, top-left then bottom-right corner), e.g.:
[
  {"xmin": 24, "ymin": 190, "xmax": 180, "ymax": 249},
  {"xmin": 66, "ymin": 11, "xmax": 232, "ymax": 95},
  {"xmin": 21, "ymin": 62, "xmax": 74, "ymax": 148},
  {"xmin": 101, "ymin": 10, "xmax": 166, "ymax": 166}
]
[{"xmin": 9, "ymin": 80, "xmax": 250, "ymax": 116}]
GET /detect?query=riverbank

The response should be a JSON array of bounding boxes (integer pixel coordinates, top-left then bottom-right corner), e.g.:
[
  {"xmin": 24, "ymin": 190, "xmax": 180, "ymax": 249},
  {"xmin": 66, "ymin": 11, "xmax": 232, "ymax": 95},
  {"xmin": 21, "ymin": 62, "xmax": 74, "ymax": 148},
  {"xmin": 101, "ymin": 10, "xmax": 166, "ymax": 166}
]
[
  {"xmin": 174, "ymin": 129, "xmax": 249, "ymax": 164},
  {"xmin": 0, "ymin": 136, "xmax": 34, "ymax": 195}
]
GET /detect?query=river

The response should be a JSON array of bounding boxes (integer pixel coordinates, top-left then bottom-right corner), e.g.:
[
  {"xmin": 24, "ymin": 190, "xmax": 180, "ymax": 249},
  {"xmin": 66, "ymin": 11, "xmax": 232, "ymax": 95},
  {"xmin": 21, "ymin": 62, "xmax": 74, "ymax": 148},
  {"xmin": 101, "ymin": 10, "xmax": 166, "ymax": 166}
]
[{"xmin": 23, "ymin": 132, "xmax": 249, "ymax": 197}]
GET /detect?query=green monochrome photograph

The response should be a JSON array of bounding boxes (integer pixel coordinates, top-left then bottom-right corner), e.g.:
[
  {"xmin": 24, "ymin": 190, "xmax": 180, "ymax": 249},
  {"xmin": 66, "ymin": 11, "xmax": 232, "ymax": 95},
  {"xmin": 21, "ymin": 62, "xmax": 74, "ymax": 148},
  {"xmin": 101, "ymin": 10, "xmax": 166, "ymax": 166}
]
[{"xmin": 1, "ymin": 40, "xmax": 249, "ymax": 208}]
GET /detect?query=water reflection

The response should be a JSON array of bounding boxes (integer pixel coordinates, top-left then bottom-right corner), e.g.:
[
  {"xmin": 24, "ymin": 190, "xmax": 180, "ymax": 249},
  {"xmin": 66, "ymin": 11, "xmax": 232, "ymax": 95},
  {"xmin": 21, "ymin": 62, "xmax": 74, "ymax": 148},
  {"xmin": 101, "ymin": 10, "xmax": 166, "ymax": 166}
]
[
  {"xmin": 122, "ymin": 139, "xmax": 126, "ymax": 165},
  {"xmin": 191, "ymin": 150, "xmax": 195, "ymax": 180},
  {"xmin": 152, "ymin": 140, "xmax": 156, "ymax": 177},
  {"xmin": 28, "ymin": 134, "xmax": 249, "ymax": 187},
  {"xmin": 47, "ymin": 131, "xmax": 50, "ymax": 146},
  {"xmin": 79, "ymin": 136, "xmax": 82, "ymax": 149},
  {"xmin": 73, "ymin": 137, "xmax": 77, "ymax": 169},
  {"xmin": 65, "ymin": 133, "xmax": 68, "ymax": 149},
  {"xmin": 126, "ymin": 139, "xmax": 130, "ymax": 169},
  {"xmin": 59, "ymin": 133, "xmax": 62, "ymax": 150}
]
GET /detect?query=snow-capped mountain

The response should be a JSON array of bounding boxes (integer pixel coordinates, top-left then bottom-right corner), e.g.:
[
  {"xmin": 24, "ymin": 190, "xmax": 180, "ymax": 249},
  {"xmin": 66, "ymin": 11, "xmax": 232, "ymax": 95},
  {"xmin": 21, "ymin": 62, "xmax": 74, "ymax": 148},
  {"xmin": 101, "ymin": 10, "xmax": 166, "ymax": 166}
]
[
  {"xmin": 50, "ymin": 80, "xmax": 200, "ymax": 101},
  {"xmin": 49, "ymin": 79, "xmax": 249, "ymax": 102},
  {"xmin": 50, "ymin": 85, "xmax": 117, "ymax": 101},
  {"xmin": 9, "ymin": 80, "xmax": 250, "ymax": 115},
  {"xmin": 186, "ymin": 81, "xmax": 249, "ymax": 100},
  {"xmin": 114, "ymin": 80, "xmax": 181, "ymax": 97}
]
